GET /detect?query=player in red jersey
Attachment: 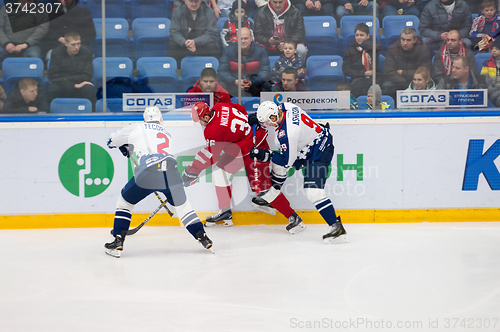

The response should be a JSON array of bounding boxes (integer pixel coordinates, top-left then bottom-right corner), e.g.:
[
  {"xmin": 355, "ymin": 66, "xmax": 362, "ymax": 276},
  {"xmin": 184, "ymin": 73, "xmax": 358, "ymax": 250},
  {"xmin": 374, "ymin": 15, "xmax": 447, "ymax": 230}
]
[{"xmin": 182, "ymin": 101, "xmax": 296, "ymax": 226}]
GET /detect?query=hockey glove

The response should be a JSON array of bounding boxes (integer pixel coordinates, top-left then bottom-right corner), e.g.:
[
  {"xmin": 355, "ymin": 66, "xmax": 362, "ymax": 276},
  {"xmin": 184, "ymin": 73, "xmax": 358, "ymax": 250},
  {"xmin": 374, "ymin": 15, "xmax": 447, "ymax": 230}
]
[
  {"xmin": 119, "ymin": 144, "xmax": 134, "ymax": 158},
  {"xmin": 250, "ymin": 148, "xmax": 272, "ymax": 163},
  {"xmin": 247, "ymin": 112, "xmax": 260, "ymax": 128},
  {"xmin": 182, "ymin": 169, "xmax": 199, "ymax": 187}
]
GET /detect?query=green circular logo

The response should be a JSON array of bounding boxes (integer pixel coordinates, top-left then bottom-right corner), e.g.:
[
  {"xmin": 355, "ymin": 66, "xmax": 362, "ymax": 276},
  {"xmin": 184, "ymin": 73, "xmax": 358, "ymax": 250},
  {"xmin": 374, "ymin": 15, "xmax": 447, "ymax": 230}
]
[{"xmin": 58, "ymin": 143, "xmax": 114, "ymax": 197}]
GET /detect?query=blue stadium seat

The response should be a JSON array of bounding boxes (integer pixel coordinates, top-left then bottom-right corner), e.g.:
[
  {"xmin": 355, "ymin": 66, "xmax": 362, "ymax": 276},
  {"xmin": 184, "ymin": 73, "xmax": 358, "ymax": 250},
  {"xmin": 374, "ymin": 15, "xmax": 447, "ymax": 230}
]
[
  {"xmin": 382, "ymin": 15, "xmax": 419, "ymax": 50},
  {"xmin": 132, "ymin": 18, "xmax": 170, "ymax": 60},
  {"xmin": 1, "ymin": 58, "xmax": 44, "ymax": 94},
  {"xmin": 50, "ymin": 98, "xmax": 92, "ymax": 113},
  {"xmin": 339, "ymin": 16, "xmax": 379, "ymax": 55},
  {"xmin": 242, "ymin": 96, "xmax": 261, "ymax": 113},
  {"xmin": 93, "ymin": 57, "xmax": 134, "ymax": 99},
  {"xmin": 379, "ymin": 54, "xmax": 385, "ymax": 72},
  {"xmin": 86, "ymin": 0, "xmax": 127, "ymax": 18},
  {"xmin": 137, "ymin": 57, "xmax": 177, "ymax": 93},
  {"xmin": 475, "ymin": 52, "xmax": 492, "ymax": 73},
  {"xmin": 268, "ymin": 55, "xmax": 280, "ymax": 70},
  {"xmin": 306, "ymin": 55, "xmax": 344, "ymax": 91},
  {"xmin": 131, "ymin": 0, "xmax": 169, "ymax": 20},
  {"xmin": 231, "ymin": 96, "xmax": 261, "ymax": 112},
  {"xmin": 304, "ymin": 16, "xmax": 337, "ymax": 56},
  {"xmin": 96, "ymin": 98, "xmax": 124, "ymax": 112},
  {"xmin": 357, "ymin": 95, "xmax": 395, "ymax": 109},
  {"xmin": 92, "ymin": 18, "xmax": 130, "ymax": 58},
  {"xmin": 181, "ymin": 56, "xmax": 219, "ymax": 92}
]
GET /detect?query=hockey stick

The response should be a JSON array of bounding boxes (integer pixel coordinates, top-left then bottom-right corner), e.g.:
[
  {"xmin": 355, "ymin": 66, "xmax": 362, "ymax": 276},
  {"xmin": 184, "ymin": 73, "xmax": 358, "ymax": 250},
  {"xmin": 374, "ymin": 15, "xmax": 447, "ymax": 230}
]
[
  {"xmin": 252, "ymin": 124, "xmax": 259, "ymax": 193},
  {"xmin": 126, "ymin": 199, "xmax": 168, "ymax": 236},
  {"xmin": 131, "ymin": 156, "xmax": 174, "ymax": 218},
  {"xmin": 123, "ymin": 157, "xmax": 174, "ymax": 236}
]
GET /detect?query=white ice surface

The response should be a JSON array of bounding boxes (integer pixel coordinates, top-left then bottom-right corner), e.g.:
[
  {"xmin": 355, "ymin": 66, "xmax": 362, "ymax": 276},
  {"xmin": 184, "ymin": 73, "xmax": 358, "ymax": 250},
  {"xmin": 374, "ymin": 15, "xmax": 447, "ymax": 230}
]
[{"xmin": 1, "ymin": 223, "xmax": 500, "ymax": 332}]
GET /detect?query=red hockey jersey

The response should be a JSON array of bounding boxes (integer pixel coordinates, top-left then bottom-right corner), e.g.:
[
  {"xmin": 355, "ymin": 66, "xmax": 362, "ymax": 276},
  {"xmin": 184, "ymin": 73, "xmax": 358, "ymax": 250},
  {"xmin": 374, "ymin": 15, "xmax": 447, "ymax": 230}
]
[{"xmin": 188, "ymin": 102, "xmax": 268, "ymax": 174}]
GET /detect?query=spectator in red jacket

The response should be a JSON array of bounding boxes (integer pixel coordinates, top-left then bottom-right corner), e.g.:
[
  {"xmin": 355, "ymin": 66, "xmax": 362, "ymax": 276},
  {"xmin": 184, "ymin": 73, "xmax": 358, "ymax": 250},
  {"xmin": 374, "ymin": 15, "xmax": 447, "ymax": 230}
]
[{"xmin": 187, "ymin": 68, "xmax": 231, "ymax": 103}]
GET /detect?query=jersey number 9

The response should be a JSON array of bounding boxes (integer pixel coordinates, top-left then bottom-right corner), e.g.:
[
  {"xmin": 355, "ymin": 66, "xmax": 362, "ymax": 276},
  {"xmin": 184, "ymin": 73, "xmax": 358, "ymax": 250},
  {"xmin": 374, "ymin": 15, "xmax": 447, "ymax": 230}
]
[{"xmin": 301, "ymin": 114, "xmax": 322, "ymax": 133}]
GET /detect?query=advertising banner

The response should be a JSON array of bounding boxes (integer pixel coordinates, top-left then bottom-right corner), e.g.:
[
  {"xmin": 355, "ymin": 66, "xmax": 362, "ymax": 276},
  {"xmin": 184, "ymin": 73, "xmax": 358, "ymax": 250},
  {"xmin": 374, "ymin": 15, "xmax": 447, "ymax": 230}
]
[
  {"xmin": 0, "ymin": 121, "xmax": 499, "ymax": 215},
  {"xmin": 122, "ymin": 93, "xmax": 213, "ymax": 112},
  {"xmin": 261, "ymin": 91, "xmax": 350, "ymax": 110},
  {"xmin": 396, "ymin": 89, "xmax": 488, "ymax": 108}
]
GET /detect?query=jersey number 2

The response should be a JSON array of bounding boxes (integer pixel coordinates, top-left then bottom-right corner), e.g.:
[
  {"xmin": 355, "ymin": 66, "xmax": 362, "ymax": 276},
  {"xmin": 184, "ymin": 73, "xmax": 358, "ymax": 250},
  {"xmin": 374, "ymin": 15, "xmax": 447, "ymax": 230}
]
[{"xmin": 157, "ymin": 133, "xmax": 169, "ymax": 153}]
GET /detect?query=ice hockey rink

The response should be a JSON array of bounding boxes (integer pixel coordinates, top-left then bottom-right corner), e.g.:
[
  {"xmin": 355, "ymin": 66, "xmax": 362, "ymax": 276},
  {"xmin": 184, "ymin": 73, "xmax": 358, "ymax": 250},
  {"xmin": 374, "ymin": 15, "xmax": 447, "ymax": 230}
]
[{"xmin": 1, "ymin": 222, "xmax": 499, "ymax": 332}]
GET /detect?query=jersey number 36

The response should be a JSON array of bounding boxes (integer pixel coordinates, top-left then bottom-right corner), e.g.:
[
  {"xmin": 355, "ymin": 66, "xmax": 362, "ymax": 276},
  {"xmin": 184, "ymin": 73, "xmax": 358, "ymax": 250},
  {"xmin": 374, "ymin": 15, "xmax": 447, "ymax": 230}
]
[{"xmin": 224, "ymin": 106, "xmax": 251, "ymax": 136}]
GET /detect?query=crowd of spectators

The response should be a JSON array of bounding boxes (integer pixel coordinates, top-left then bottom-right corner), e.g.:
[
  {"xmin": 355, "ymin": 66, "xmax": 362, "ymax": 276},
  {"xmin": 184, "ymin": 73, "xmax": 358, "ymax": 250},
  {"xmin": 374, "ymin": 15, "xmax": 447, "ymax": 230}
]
[{"xmin": 0, "ymin": 0, "xmax": 499, "ymax": 114}]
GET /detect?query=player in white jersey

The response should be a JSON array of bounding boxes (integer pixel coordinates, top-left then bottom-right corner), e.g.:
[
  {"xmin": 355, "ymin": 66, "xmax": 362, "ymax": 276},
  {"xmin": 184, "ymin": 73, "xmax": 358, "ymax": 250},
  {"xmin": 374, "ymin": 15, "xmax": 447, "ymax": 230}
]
[
  {"xmin": 104, "ymin": 106, "xmax": 213, "ymax": 257},
  {"xmin": 249, "ymin": 101, "xmax": 348, "ymax": 243}
]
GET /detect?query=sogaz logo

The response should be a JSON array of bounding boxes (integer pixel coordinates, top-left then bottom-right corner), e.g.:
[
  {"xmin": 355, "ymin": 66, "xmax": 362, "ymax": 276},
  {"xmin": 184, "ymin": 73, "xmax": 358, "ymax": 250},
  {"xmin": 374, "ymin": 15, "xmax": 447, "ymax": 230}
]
[
  {"xmin": 125, "ymin": 97, "xmax": 173, "ymax": 107},
  {"xmin": 400, "ymin": 94, "xmax": 446, "ymax": 103},
  {"xmin": 58, "ymin": 143, "xmax": 114, "ymax": 197}
]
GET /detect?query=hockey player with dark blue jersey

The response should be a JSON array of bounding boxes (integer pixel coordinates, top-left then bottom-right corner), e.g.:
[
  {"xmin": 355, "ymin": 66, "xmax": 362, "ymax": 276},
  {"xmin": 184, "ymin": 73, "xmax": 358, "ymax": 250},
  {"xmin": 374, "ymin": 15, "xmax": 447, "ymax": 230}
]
[
  {"xmin": 249, "ymin": 101, "xmax": 348, "ymax": 243},
  {"xmin": 104, "ymin": 106, "xmax": 213, "ymax": 257}
]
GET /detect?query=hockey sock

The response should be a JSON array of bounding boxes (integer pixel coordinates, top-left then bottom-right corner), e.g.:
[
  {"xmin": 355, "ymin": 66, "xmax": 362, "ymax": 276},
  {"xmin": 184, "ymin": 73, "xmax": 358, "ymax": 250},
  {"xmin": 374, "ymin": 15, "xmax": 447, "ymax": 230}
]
[
  {"xmin": 186, "ymin": 222, "xmax": 205, "ymax": 238},
  {"xmin": 179, "ymin": 207, "xmax": 205, "ymax": 238},
  {"xmin": 113, "ymin": 208, "xmax": 131, "ymax": 237},
  {"xmin": 269, "ymin": 193, "xmax": 294, "ymax": 219},
  {"xmin": 215, "ymin": 185, "xmax": 232, "ymax": 210},
  {"xmin": 315, "ymin": 198, "xmax": 337, "ymax": 226}
]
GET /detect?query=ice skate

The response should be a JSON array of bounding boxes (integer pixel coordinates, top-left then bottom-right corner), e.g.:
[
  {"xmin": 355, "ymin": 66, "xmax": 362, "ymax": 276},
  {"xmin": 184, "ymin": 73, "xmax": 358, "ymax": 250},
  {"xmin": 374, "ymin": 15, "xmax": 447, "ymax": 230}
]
[
  {"xmin": 323, "ymin": 216, "xmax": 349, "ymax": 244},
  {"xmin": 251, "ymin": 196, "xmax": 277, "ymax": 215},
  {"xmin": 196, "ymin": 231, "xmax": 215, "ymax": 253},
  {"xmin": 104, "ymin": 235, "xmax": 124, "ymax": 258},
  {"xmin": 205, "ymin": 209, "xmax": 233, "ymax": 227},
  {"xmin": 286, "ymin": 212, "xmax": 306, "ymax": 234}
]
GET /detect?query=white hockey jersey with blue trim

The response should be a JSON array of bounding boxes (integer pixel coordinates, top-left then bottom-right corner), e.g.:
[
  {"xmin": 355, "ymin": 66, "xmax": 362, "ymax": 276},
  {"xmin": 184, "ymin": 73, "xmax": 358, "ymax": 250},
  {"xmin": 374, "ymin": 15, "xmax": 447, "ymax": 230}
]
[
  {"xmin": 107, "ymin": 122, "xmax": 175, "ymax": 169},
  {"xmin": 271, "ymin": 102, "xmax": 333, "ymax": 168}
]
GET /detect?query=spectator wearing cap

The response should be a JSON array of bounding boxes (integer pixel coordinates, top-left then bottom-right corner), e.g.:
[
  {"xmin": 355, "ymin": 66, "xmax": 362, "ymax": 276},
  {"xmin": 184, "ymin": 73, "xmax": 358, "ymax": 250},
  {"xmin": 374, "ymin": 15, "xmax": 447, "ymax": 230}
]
[
  {"xmin": 360, "ymin": 84, "xmax": 391, "ymax": 110},
  {"xmin": 220, "ymin": 1, "xmax": 254, "ymax": 48}
]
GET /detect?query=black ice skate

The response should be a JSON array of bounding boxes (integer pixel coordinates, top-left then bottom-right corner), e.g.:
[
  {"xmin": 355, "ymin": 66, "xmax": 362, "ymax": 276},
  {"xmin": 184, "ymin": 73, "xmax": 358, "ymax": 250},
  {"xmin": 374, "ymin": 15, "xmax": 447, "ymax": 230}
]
[
  {"xmin": 286, "ymin": 212, "xmax": 306, "ymax": 234},
  {"xmin": 323, "ymin": 216, "xmax": 349, "ymax": 244},
  {"xmin": 251, "ymin": 196, "xmax": 277, "ymax": 215},
  {"xmin": 104, "ymin": 235, "xmax": 124, "ymax": 258},
  {"xmin": 205, "ymin": 209, "xmax": 233, "ymax": 227},
  {"xmin": 196, "ymin": 231, "xmax": 215, "ymax": 254}
]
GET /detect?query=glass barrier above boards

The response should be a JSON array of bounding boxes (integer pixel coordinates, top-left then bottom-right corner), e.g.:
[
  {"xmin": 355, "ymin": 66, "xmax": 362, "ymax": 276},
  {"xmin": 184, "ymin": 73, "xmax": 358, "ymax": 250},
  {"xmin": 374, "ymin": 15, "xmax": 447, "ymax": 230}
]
[{"xmin": 1, "ymin": 0, "xmax": 499, "ymax": 118}]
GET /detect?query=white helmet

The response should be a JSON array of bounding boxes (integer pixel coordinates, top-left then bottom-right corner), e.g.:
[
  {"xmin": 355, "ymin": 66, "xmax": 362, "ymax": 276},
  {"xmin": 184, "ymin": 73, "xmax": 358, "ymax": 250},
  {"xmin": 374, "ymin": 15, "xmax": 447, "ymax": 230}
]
[
  {"xmin": 143, "ymin": 106, "xmax": 163, "ymax": 123},
  {"xmin": 257, "ymin": 101, "xmax": 279, "ymax": 125}
]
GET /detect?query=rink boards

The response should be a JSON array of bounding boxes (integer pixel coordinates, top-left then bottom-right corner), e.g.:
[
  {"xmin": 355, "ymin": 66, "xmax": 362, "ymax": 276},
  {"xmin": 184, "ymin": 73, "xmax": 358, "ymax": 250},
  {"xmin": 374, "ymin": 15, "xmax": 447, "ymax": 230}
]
[{"xmin": 1, "ymin": 113, "xmax": 499, "ymax": 228}]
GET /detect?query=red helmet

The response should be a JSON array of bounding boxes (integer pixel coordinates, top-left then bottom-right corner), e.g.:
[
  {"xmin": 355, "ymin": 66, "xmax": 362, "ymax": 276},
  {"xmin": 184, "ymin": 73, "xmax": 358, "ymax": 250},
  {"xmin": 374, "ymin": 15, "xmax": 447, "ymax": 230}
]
[{"xmin": 191, "ymin": 102, "xmax": 211, "ymax": 122}]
